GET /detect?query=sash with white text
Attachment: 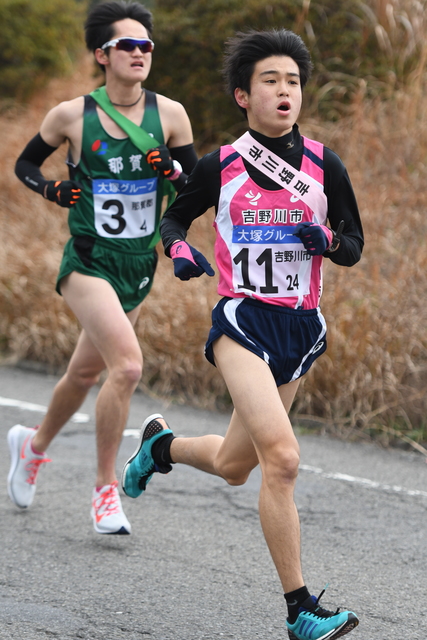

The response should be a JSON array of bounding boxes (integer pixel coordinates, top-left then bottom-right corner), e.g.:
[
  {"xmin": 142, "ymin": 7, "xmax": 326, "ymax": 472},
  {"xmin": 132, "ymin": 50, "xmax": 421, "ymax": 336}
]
[{"xmin": 232, "ymin": 131, "xmax": 327, "ymax": 220}]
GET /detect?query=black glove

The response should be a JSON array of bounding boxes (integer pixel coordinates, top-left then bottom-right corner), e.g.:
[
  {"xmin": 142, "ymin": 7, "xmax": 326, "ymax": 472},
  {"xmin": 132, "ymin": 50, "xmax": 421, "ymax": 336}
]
[
  {"xmin": 146, "ymin": 145, "xmax": 176, "ymax": 178},
  {"xmin": 170, "ymin": 241, "xmax": 215, "ymax": 280},
  {"xmin": 292, "ymin": 221, "xmax": 333, "ymax": 255},
  {"xmin": 44, "ymin": 180, "xmax": 82, "ymax": 207}
]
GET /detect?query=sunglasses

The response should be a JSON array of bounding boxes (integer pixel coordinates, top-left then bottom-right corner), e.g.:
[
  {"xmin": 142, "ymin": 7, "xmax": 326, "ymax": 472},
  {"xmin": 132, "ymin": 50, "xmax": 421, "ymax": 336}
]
[{"xmin": 101, "ymin": 37, "xmax": 155, "ymax": 53}]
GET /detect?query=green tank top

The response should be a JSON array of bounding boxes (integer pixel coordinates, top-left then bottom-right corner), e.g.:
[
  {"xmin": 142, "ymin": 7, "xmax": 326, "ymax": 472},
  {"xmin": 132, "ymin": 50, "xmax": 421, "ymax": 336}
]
[{"xmin": 68, "ymin": 89, "xmax": 167, "ymax": 253}]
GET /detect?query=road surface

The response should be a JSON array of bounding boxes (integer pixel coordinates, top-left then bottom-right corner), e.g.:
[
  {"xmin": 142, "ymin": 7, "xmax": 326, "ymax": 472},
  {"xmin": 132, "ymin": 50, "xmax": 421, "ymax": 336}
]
[{"xmin": 0, "ymin": 365, "xmax": 426, "ymax": 639}]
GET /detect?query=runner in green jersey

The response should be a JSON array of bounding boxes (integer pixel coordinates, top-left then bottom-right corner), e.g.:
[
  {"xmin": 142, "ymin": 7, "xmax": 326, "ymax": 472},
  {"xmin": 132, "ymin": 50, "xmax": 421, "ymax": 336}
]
[
  {"xmin": 57, "ymin": 88, "xmax": 171, "ymax": 311},
  {"xmin": 10, "ymin": 1, "xmax": 197, "ymax": 535}
]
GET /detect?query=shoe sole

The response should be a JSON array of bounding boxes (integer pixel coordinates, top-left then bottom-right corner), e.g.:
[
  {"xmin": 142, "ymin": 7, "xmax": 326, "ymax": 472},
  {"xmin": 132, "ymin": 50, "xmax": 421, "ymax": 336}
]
[
  {"xmin": 288, "ymin": 617, "xmax": 359, "ymax": 640},
  {"xmin": 7, "ymin": 425, "xmax": 32, "ymax": 508},
  {"xmin": 95, "ymin": 526, "xmax": 130, "ymax": 535},
  {"xmin": 91, "ymin": 509, "xmax": 131, "ymax": 535},
  {"xmin": 121, "ymin": 413, "xmax": 165, "ymax": 497}
]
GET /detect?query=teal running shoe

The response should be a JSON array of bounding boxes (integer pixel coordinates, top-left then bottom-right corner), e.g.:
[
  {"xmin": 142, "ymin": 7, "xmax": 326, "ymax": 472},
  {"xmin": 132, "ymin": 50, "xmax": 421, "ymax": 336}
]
[
  {"xmin": 286, "ymin": 592, "xmax": 359, "ymax": 640},
  {"xmin": 121, "ymin": 414, "xmax": 173, "ymax": 498}
]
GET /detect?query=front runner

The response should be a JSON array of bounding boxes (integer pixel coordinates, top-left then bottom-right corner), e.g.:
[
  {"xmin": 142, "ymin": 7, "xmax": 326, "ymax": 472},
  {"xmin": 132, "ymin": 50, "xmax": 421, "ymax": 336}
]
[
  {"xmin": 8, "ymin": 1, "xmax": 197, "ymax": 535},
  {"xmin": 122, "ymin": 28, "xmax": 363, "ymax": 640}
]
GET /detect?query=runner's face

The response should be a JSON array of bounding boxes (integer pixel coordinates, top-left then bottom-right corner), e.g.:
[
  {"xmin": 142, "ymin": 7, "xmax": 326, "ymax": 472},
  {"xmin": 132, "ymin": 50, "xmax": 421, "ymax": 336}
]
[
  {"xmin": 235, "ymin": 56, "xmax": 302, "ymax": 137},
  {"xmin": 100, "ymin": 18, "xmax": 152, "ymax": 83}
]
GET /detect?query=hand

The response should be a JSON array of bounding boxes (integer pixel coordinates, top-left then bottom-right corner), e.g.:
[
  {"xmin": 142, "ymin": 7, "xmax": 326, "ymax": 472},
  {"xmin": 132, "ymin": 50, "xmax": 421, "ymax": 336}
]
[
  {"xmin": 44, "ymin": 180, "xmax": 82, "ymax": 207},
  {"xmin": 170, "ymin": 241, "xmax": 215, "ymax": 280},
  {"xmin": 293, "ymin": 221, "xmax": 333, "ymax": 255},
  {"xmin": 146, "ymin": 145, "xmax": 175, "ymax": 178}
]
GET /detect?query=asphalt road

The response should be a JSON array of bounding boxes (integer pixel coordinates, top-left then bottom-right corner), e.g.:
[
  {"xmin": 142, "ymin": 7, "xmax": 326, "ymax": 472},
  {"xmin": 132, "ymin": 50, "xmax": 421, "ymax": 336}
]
[{"xmin": 0, "ymin": 364, "xmax": 426, "ymax": 640}]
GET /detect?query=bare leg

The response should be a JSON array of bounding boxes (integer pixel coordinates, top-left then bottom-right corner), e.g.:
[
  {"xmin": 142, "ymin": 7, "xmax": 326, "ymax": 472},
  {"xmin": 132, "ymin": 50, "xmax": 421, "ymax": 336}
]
[
  {"xmin": 214, "ymin": 336, "xmax": 303, "ymax": 593},
  {"xmin": 171, "ymin": 335, "xmax": 302, "ymax": 593},
  {"xmin": 33, "ymin": 273, "xmax": 144, "ymax": 487},
  {"xmin": 171, "ymin": 409, "xmax": 259, "ymax": 481},
  {"xmin": 33, "ymin": 330, "xmax": 105, "ymax": 452}
]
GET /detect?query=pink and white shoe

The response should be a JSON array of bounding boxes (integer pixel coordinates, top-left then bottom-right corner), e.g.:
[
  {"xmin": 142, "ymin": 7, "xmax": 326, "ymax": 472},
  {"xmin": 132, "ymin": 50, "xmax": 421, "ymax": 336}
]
[
  {"xmin": 7, "ymin": 424, "xmax": 51, "ymax": 508},
  {"xmin": 91, "ymin": 482, "xmax": 131, "ymax": 535}
]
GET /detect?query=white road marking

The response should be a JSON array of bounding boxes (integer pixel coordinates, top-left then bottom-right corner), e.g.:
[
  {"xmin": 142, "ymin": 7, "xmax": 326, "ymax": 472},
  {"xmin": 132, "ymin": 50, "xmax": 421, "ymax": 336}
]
[
  {"xmin": 3, "ymin": 394, "xmax": 425, "ymax": 498},
  {"xmin": 300, "ymin": 464, "xmax": 427, "ymax": 498},
  {"xmin": 123, "ymin": 429, "xmax": 141, "ymax": 438},
  {"xmin": 0, "ymin": 396, "xmax": 90, "ymax": 423}
]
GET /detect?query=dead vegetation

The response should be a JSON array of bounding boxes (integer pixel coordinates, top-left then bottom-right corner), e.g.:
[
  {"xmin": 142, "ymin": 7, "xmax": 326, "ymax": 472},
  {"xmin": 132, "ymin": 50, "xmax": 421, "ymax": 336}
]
[{"xmin": 1, "ymin": 51, "xmax": 427, "ymax": 451}]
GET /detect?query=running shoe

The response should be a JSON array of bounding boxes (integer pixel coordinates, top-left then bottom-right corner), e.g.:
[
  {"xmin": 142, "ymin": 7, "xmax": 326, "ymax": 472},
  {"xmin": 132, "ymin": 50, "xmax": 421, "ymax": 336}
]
[
  {"xmin": 91, "ymin": 481, "xmax": 131, "ymax": 534},
  {"xmin": 7, "ymin": 424, "xmax": 51, "ymax": 508},
  {"xmin": 121, "ymin": 413, "xmax": 173, "ymax": 498},
  {"xmin": 286, "ymin": 591, "xmax": 359, "ymax": 640}
]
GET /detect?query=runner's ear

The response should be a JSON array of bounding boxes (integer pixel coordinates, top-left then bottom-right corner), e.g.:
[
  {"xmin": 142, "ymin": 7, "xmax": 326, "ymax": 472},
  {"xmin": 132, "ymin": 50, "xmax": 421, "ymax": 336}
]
[
  {"xmin": 95, "ymin": 48, "xmax": 109, "ymax": 67},
  {"xmin": 234, "ymin": 87, "xmax": 249, "ymax": 109}
]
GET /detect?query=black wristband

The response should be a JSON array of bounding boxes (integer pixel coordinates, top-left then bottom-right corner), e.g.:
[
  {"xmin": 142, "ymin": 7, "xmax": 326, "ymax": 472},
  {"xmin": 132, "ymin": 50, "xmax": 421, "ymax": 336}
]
[
  {"xmin": 325, "ymin": 220, "xmax": 345, "ymax": 253},
  {"xmin": 170, "ymin": 171, "xmax": 188, "ymax": 192}
]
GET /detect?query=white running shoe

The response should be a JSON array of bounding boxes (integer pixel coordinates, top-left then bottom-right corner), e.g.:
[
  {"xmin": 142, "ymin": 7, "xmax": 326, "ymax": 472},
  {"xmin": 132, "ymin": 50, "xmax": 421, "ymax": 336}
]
[
  {"xmin": 91, "ymin": 482, "xmax": 131, "ymax": 535},
  {"xmin": 7, "ymin": 424, "xmax": 51, "ymax": 508}
]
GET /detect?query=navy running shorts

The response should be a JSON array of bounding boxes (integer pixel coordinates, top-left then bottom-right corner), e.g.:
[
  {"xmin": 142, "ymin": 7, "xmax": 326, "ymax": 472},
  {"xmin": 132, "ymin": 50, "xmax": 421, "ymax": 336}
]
[{"xmin": 204, "ymin": 297, "xmax": 327, "ymax": 386}]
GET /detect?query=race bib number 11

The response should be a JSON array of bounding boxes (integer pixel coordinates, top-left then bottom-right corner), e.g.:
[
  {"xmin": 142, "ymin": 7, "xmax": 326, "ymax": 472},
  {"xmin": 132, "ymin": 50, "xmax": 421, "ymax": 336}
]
[{"xmin": 231, "ymin": 225, "xmax": 312, "ymax": 298}]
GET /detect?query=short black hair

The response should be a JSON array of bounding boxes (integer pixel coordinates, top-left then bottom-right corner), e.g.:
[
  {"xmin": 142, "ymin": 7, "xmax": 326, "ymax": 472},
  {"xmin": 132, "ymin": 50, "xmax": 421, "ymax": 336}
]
[
  {"xmin": 85, "ymin": 1, "xmax": 153, "ymax": 53},
  {"xmin": 223, "ymin": 29, "xmax": 313, "ymax": 117}
]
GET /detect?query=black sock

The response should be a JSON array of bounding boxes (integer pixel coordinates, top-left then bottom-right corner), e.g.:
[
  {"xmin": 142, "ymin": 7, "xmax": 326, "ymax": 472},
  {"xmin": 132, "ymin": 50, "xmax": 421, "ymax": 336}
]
[
  {"xmin": 151, "ymin": 433, "xmax": 176, "ymax": 467},
  {"xmin": 284, "ymin": 586, "xmax": 311, "ymax": 624}
]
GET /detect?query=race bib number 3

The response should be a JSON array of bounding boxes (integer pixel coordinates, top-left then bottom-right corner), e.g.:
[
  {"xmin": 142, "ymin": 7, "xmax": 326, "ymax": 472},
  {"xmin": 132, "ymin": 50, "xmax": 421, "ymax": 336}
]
[
  {"xmin": 93, "ymin": 177, "xmax": 157, "ymax": 239},
  {"xmin": 231, "ymin": 225, "xmax": 312, "ymax": 298}
]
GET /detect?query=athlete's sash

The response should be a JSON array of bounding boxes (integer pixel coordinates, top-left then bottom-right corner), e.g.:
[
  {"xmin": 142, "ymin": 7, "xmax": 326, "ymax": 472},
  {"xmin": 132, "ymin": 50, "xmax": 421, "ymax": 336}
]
[{"xmin": 232, "ymin": 131, "xmax": 327, "ymax": 220}]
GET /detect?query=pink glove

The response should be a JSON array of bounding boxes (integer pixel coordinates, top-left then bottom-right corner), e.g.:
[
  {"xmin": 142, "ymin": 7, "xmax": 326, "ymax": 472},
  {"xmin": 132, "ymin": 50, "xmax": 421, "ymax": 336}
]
[{"xmin": 170, "ymin": 241, "xmax": 215, "ymax": 280}]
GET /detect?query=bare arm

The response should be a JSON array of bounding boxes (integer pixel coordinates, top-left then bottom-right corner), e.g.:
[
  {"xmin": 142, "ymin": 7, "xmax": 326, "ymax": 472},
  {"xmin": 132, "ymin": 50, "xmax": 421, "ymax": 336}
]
[
  {"xmin": 156, "ymin": 94, "xmax": 194, "ymax": 148},
  {"xmin": 15, "ymin": 97, "xmax": 85, "ymax": 206},
  {"xmin": 147, "ymin": 94, "xmax": 197, "ymax": 191},
  {"xmin": 39, "ymin": 96, "xmax": 84, "ymax": 163}
]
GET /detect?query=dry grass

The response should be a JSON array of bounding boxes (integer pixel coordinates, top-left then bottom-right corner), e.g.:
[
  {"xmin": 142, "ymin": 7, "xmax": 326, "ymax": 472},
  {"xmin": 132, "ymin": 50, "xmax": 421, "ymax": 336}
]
[
  {"xmin": 296, "ymin": 86, "xmax": 427, "ymax": 448},
  {"xmin": 1, "ymin": 50, "xmax": 427, "ymax": 450}
]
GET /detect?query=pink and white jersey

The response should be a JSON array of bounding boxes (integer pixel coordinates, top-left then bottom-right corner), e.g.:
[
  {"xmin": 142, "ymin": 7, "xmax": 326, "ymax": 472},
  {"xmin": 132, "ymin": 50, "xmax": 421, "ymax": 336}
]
[{"xmin": 214, "ymin": 136, "xmax": 327, "ymax": 309}]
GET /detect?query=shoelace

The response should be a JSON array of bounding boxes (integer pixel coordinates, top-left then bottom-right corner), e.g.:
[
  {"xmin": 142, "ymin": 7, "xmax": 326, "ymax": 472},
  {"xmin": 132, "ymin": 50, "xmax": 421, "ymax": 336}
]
[
  {"xmin": 309, "ymin": 588, "xmax": 340, "ymax": 619},
  {"xmin": 94, "ymin": 484, "xmax": 121, "ymax": 515},
  {"xmin": 25, "ymin": 456, "xmax": 51, "ymax": 485}
]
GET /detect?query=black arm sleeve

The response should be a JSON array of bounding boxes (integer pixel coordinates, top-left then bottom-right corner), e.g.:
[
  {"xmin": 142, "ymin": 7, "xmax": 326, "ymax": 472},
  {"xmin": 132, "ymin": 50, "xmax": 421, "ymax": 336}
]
[
  {"xmin": 168, "ymin": 143, "xmax": 199, "ymax": 192},
  {"xmin": 322, "ymin": 148, "xmax": 364, "ymax": 266},
  {"xmin": 15, "ymin": 133, "xmax": 58, "ymax": 196},
  {"xmin": 160, "ymin": 150, "xmax": 220, "ymax": 255},
  {"xmin": 169, "ymin": 143, "xmax": 198, "ymax": 175}
]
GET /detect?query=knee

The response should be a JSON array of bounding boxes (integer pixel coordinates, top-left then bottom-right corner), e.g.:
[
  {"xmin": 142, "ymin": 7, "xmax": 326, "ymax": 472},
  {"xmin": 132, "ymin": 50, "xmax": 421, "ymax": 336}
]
[
  {"xmin": 67, "ymin": 367, "xmax": 101, "ymax": 391},
  {"xmin": 262, "ymin": 445, "xmax": 300, "ymax": 487},
  {"xmin": 214, "ymin": 458, "xmax": 255, "ymax": 487},
  {"xmin": 111, "ymin": 357, "xmax": 143, "ymax": 389}
]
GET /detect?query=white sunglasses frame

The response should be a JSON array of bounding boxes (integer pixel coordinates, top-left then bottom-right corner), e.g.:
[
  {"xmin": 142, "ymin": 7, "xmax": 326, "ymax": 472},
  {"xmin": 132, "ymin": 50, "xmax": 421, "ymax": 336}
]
[{"xmin": 101, "ymin": 37, "xmax": 155, "ymax": 52}]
